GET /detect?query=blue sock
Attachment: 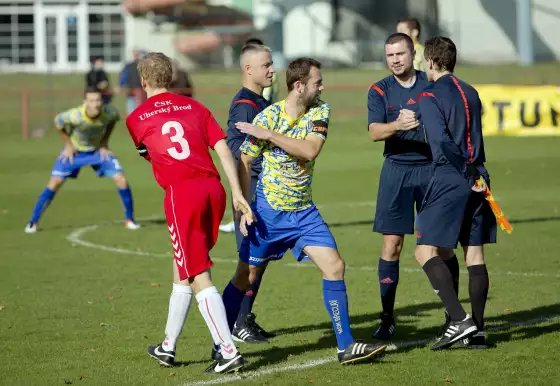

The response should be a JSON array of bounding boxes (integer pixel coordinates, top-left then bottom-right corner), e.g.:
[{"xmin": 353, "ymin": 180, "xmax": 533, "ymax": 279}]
[
  {"xmin": 323, "ymin": 279, "xmax": 354, "ymax": 351},
  {"xmin": 30, "ymin": 187, "xmax": 56, "ymax": 223},
  {"xmin": 378, "ymin": 258, "xmax": 400, "ymax": 317},
  {"xmin": 117, "ymin": 186, "xmax": 134, "ymax": 220},
  {"xmin": 236, "ymin": 266, "xmax": 266, "ymax": 326},
  {"xmin": 222, "ymin": 281, "xmax": 246, "ymax": 332}
]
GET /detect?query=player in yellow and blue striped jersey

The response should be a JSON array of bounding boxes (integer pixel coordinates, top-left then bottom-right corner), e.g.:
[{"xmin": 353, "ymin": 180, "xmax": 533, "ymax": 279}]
[
  {"xmin": 218, "ymin": 58, "xmax": 387, "ymax": 365},
  {"xmin": 25, "ymin": 87, "xmax": 140, "ymax": 233}
]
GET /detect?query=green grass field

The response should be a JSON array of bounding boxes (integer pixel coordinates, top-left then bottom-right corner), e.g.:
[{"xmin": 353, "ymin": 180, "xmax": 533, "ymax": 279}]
[{"xmin": 1, "ymin": 64, "xmax": 560, "ymax": 386}]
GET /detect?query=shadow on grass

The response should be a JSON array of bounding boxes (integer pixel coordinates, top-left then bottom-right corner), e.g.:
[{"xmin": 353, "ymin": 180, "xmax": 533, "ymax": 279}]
[{"xmin": 244, "ymin": 302, "xmax": 560, "ymax": 369}]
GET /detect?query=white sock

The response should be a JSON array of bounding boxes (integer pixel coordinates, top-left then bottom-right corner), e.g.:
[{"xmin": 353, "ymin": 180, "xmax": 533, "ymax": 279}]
[
  {"xmin": 196, "ymin": 286, "xmax": 238, "ymax": 360},
  {"xmin": 162, "ymin": 283, "xmax": 193, "ymax": 352}
]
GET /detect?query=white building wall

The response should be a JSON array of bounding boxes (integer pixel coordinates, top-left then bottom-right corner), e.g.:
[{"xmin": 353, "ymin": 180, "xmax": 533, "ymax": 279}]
[{"xmin": 438, "ymin": 0, "xmax": 560, "ymax": 63}]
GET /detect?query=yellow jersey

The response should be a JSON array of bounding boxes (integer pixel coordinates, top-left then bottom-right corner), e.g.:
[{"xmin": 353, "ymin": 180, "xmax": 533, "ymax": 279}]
[
  {"xmin": 239, "ymin": 99, "xmax": 330, "ymax": 211},
  {"xmin": 54, "ymin": 105, "xmax": 120, "ymax": 152},
  {"xmin": 414, "ymin": 42, "xmax": 425, "ymax": 71}
]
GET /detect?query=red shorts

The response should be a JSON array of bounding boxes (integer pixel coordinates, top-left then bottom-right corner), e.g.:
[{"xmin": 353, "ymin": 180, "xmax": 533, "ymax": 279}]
[{"xmin": 164, "ymin": 177, "xmax": 226, "ymax": 280}]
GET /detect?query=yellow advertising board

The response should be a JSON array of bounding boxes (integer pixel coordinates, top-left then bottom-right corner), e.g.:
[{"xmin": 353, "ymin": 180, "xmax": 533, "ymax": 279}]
[{"xmin": 476, "ymin": 85, "xmax": 560, "ymax": 136}]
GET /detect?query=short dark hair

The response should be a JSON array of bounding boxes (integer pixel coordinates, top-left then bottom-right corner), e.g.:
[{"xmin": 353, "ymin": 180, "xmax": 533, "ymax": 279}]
[
  {"xmin": 385, "ymin": 33, "xmax": 414, "ymax": 52},
  {"xmin": 424, "ymin": 36, "xmax": 457, "ymax": 72},
  {"xmin": 84, "ymin": 86, "xmax": 102, "ymax": 98},
  {"xmin": 398, "ymin": 18, "xmax": 421, "ymax": 39},
  {"xmin": 286, "ymin": 57, "xmax": 321, "ymax": 91},
  {"xmin": 245, "ymin": 37, "xmax": 264, "ymax": 46}
]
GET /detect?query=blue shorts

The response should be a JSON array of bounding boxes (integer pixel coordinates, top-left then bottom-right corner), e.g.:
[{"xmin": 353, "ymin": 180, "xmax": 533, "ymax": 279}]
[
  {"xmin": 239, "ymin": 191, "xmax": 337, "ymax": 267},
  {"xmin": 374, "ymin": 159, "xmax": 434, "ymax": 234},
  {"xmin": 416, "ymin": 166, "xmax": 497, "ymax": 248},
  {"xmin": 51, "ymin": 150, "xmax": 124, "ymax": 179}
]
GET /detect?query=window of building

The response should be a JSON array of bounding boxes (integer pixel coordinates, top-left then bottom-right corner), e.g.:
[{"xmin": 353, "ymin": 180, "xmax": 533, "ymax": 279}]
[
  {"xmin": 0, "ymin": 10, "xmax": 35, "ymax": 65},
  {"xmin": 88, "ymin": 13, "xmax": 124, "ymax": 63}
]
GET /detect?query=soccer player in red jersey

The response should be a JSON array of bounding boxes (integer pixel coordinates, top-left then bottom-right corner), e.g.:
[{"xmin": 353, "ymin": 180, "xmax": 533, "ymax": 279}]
[{"xmin": 125, "ymin": 52, "xmax": 252, "ymax": 373}]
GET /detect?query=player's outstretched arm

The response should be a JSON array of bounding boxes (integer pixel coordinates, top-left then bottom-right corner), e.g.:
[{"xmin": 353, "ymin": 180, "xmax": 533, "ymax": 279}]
[
  {"xmin": 214, "ymin": 140, "xmax": 254, "ymax": 231},
  {"xmin": 236, "ymin": 122, "xmax": 325, "ymax": 161},
  {"xmin": 100, "ymin": 122, "xmax": 116, "ymax": 149},
  {"xmin": 54, "ymin": 114, "xmax": 76, "ymax": 163}
]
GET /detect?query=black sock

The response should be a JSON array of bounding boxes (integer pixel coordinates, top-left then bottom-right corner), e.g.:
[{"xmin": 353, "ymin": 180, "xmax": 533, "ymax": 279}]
[
  {"xmin": 443, "ymin": 255, "xmax": 460, "ymax": 296},
  {"xmin": 423, "ymin": 256, "xmax": 467, "ymax": 322},
  {"xmin": 235, "ymin": 265, "xmax": 266, "ymax": 327},
  {"xmin": 378, "ymin": 258, "xmax": 399, "ymax": 317},
  {"xmin": 468, "ymin": 264, "xmax": 489, "ymax": 330}
]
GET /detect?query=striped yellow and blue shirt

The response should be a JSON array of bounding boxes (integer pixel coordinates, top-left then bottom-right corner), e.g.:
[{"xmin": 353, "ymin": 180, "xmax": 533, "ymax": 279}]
[
  {"xmin": 240, "ymin": 99, "xmax": 330, "ymax": 211},
  {"xmin": 54, "ymin": 105, "xmax": 120, "ymax": 152}
]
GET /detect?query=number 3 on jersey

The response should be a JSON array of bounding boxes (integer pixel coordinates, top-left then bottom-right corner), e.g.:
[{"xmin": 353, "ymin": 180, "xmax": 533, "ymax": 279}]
[{"xmin": 162, "ymin": 121, "xmax": 190, "ymax": 160}]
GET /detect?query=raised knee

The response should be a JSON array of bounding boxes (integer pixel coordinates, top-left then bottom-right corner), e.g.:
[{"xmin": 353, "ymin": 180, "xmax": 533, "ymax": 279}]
[
  {"xmin": 113, "ymin": 173, "xmax": 127, "ymax": 188},
  {"xmin": 324, "ymin": 257, "xmax": 345, "ymax": 280},
  {"xmin": 46, "ymin": 177, "xmax": 64, "ymax": 191}
]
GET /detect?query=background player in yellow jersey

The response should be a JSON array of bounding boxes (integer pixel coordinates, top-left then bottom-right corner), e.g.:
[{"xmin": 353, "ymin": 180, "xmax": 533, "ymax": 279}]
[
  {"xmin": 218, "ymin": 58, "xmax": 386, "ymax": 365},
  {"xmin": 25, "ymin": 87, "xmax": 140, "ymax": 233},
  {"xmin": 397, "ymin": 18, "xmax": 425, "ymax": 71}
]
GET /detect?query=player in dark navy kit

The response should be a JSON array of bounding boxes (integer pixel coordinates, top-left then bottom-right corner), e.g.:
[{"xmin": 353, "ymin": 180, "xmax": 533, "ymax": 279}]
[
  {"xmin": 223, "ymin": 42, "xmax": 276, "ymax": 343},
  {"xmin": 416, "ymin": 36, "xmax": 496, "ymax": 350},
  {"xmin": 368, "ymin": 33, "xmax": 458, "ymax": 341}
]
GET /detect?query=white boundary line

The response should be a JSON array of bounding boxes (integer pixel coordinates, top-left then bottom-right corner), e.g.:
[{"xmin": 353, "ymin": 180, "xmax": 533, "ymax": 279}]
[
  {"xmin": 180, "ymin": 313, "xmax": 560, "ymax": 386},
  {"xmin": 66, "ymin": 217, "xmax": 560, "ymax": 279}
]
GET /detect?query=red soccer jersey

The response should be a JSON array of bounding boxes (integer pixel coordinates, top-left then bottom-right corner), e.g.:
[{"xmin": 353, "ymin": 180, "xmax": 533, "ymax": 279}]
[{"xmin": 126, "ymin": 92, "xmax": 226, "ymax": 189}]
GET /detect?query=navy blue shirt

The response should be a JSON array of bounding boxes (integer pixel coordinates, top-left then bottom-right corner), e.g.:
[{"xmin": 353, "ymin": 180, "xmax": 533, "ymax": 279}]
[
  {"xmin": 226, "ymin": 87, "xmax": 270, "ymax": 177},
  {"xmin": 418, "ymin": 74, "xmax": 487, "ymax": 178},
  {"xmin": 368, "ymin": 71, "xmax": 432, "ymax": 163}
]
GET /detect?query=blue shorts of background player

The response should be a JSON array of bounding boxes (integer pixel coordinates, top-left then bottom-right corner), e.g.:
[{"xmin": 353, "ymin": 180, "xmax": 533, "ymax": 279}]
[
  {"xmin": 25, "ymin": 148, "xmax": 139, "ymax": 233},
  {"xmin": 374, "ymin": 159, "xmax": 434, "ymax": 234},
  {"xmin": 51, "ymin": 150, "xmax": 124, "ymax": 179},
  {"xmin": 238, "ymin": 189, "xmax": 337, "ymax": 266}
]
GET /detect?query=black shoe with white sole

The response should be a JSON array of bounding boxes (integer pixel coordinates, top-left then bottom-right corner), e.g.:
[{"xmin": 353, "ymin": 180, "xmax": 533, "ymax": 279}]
[
  {"xmin": 373, "ymin": 312, "xmax": 395, "ymax": 341},
  {"xmin": 338, "ymin": 341, "xmax": 387, "ymax": 365},
  {"xmin": 147, "ymin": 344, "xmax": 175, "ymax": 366},
  {"xmin": 435, "ymin": 311, "xmax": 451, "ymax": 341},
  {"xmin": 457, "ymin": 331, "xmax": 489, "ymax": 349},
  {"xmin": 246, "ymin": 312, "xmax": 276, "ymax": 339},
  {"xmin": 431, "ymin": 316, "xmax": 478, "ymax": 351},
  {"xmin": 204, "ymin": 351, "xmax": 246, "ymax": 374},
  {"xmin": 232, "ymin": 318, "xmax": 268, "ymax": 343}
]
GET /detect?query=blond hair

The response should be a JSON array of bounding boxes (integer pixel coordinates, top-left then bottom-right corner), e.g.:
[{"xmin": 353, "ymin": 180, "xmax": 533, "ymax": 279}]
[{"xmin": 137, "ymin": 52, "xmax": 173, "ymax": 88}]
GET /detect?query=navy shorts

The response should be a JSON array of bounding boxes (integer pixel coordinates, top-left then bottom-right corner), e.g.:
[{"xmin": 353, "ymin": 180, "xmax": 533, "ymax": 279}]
[
  {"xmin": 239, "ymin": 189, "xmax": 337, "ymax": 267},
  {"xmin": 235, "ymin": 175, "xmax": 258, "ymax": 251},
  {"xmin": 374, "ymin": 159, "xmax": 434, "ymax": 234},
  {"xmin": 416, "ymin": 166, "xmax": 497, "ymax": 248}
]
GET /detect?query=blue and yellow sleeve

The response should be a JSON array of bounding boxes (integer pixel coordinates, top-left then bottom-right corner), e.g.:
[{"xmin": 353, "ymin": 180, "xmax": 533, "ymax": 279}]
[
  {"xmin": 308, "ymin": 102, "xmax": 330, "ymax": 141},
  {"xmin": 54, "ymin": 108, "xmax": 76, "ymax": 132},
  {"xmin": 104, "ymin": 105, "xmax": 121, "ymax": 124},
  {"xmin": 239, "ymin": 110, "xmax": 270, "ymax": 157}
]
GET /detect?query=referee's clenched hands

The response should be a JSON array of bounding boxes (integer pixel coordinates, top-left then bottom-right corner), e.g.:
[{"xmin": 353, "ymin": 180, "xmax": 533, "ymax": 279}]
[{"xmin": 397, "ymin": 109, "xmax": 419, "ymax": 130}]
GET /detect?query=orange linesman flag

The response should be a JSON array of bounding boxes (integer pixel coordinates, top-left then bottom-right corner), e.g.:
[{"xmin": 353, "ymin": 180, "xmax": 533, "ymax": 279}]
[{"xmin": 475, "ymin": 177, "xmax": 513, "ymax": 234}]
